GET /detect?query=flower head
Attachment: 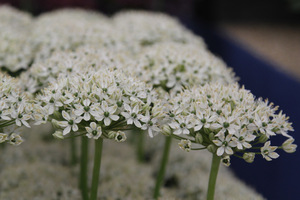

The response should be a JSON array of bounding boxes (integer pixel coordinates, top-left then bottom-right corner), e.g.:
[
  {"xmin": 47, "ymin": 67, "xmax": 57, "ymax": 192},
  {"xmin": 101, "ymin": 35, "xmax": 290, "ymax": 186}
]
[
  {"xmin": 163, "ymin": 83, "xmax": 295, "ymax": 163},
  {"xmin": 35, "ymin": 68, "xmax": 163, "ymax": 141}
]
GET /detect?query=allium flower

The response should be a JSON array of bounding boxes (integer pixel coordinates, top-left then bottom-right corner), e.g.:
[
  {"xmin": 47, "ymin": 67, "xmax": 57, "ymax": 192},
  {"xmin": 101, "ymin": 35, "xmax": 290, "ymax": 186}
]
[
  {"xmin": 0, "ymin": 5, "xmax": 33, "ymax": 72},
  {"xmin": 261, "ymin": 141, "xmax": 279, "ymax": 161},
  {"xmin": 221, "ymin": 156, "xmax": 231, "ymax": 167},
  {"xmin": 0, "ymin": 73, "xmax": 34, "ymax": 145},
  {"xmin": 114, "ymin": 131, "xmax": 127, "ymax": 142},
  {"xmin": 163, "ymin": 83, "xmax": 295, "ymax": 164},
  {"xmin": 29, "ymin": 9, "xmax": 112, "ymax": 63},
  {"xmin": 178, "ymin": 139, "xmax": 192, "ymax": 152},
  {"xmin": 58, "ymin": 111, "xmax": 82, "ymax": 135},
  {"xmin": 8, "ymin": 133, "xmax": 24, "ymax": 146},
  {"xmin": 19, "ymin": 48, "xmax": 130, "ymax": 94},
  {"xmin": 86, "ymin": 122, "xmax": 102, "ymax": 139},
  {"xmin": 113, "ymin": 10, "xmax": 205, "ymax": 53},
  {"xmin": 213, "ymin": 133, "xmax": 236, "ymax": 156},
  {"xmin": 35, "ymin": 69, "xmax": 163, "ymax": 140},
  {"xmin": 129, "ymin": 42, "xmax": 236, "ymax": 93}
]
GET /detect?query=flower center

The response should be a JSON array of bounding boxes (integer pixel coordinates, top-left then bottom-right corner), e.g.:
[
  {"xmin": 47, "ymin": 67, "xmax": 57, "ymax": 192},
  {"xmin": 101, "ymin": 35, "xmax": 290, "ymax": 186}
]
[
  {"xmin": 131, "ymin": 113, "xmax": 137, "ymax": 118},
  {"xmin": 264, "ymin": 149, "xmax": 269, "ymax": 154},
  {"xmin": 201, "ymin": 118, "xmax": 206, "ymax": 123},
  {"xmin": 117, "ymin": 135, "xmax": 123, "ymax": 141},
  {"xmin": 84, "ymin": 106, "xmax": 90, "ymax": 112},
  {"xmin": 92, "ymin": 130, "xmax": 98, "ymax": 136},
  {"xmin": 222, "ymin": 141, "xmax": 228, "ymax": 146},
  {"xmin": 223, "ymin": 122, "xmax": 230, "ymax": 128},
  {"xmin": 104, "ymin": 111, "xmax": 110, "ymax": 117},
  {"xmin": 180, "ymin": 123, "xmax": 186, "ymax": 128},
  {"xmin": 68, "ymin": 120, "xmax": 74, "ymax": 125},
  {"xmin": 262, "ymin": 122, "xmax": 267, "ymax": 127},
  {"xmin": 117, "ymin": 101, "xmax": 123, "ymax": 107}
]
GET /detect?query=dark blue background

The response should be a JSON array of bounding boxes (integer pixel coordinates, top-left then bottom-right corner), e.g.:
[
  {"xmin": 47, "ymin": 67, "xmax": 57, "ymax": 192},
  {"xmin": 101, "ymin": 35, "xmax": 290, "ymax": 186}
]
[{"xmin": 184, "ymin": 20, "xmax": 300, "ymax": 200}]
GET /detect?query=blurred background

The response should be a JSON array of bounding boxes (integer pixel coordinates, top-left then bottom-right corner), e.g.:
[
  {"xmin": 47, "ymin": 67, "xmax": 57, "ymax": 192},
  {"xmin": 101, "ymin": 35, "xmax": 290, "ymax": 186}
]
[{"xmin": 1, "ymin": 0, "xmax": 299, "ymax": 199}]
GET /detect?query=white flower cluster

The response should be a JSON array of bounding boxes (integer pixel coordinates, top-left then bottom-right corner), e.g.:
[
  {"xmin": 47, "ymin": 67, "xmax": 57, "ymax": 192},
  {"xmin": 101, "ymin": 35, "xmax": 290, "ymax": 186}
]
[
  {"xmin": 129, "ymin": 42, "xmax": 236, "ymax": 92},
  {"xmin": 30, "ymin": 9, "xmax": 114, "ymax": 62},
  {"xmin": 164, "ymin": 83, "xmax": 295, "ymax": 164},
  {"xmin": 19, "ymin": 47, "xmax": 130, "ymax": 94},
  {"xmin": 35, "ymin": 69, "xmax": 163, "ymax": 140},
  {"xmin": 113, "ymin": 10, "xmax": 206, "ymax": 50},
  {"xmin": 0, "ymin": 7, "xmax": 209, "ymax": 74},
  {"xmin": 0, "ymin": 73, "xmax": 34, "ymax": 145},
  {"xmin": 0, "ymin": 5, "xmax": 34, "ymax": 72}
]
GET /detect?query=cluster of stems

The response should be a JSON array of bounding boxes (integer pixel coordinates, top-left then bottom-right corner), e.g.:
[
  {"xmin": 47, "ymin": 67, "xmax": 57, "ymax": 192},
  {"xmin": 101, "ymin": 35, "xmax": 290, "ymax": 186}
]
[{"xmin": 78, "ymin": 136, "xmax": 103, "ymax": 200}]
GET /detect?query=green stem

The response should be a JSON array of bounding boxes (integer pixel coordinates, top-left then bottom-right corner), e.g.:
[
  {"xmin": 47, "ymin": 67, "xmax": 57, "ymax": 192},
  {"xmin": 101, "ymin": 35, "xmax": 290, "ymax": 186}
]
[
  {"xmin": 80, "ymin": 136, "xmax": 89, "ymax": 200},
  {"xmin": 207, "ymin": 154, "xmax": 221, "ymax": 200},
  {"xmin": 137, "ymin": 129, "xmax": 145, "ymax": 162},
  {"xmin": 70, "ymin": 136, "xmax": 77, "ymax": 165},
  {"xmin": 90, "ymin": 138, "xmax": 103, "ymax": 200},
  {"xmin": 153, "ymin": 136, "xmax": 172, "ymax": 199}
]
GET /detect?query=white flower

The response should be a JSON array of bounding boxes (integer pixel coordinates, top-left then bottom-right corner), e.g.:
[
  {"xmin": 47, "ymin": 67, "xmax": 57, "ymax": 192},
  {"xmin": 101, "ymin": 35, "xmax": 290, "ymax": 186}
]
[
  {"xmin": 57, "ymin": 111, "xmax": 82, "ymax": 135},
  {"xmin": 194, "ymin": 109, "xmax": 217, "ymax": 131},
  {"xmin": 140, "ymin": 113, "xmax": 160, "ymax": 137},
  {"xmin": 11, "ymin": 106, "xmax": 31, "ymax": 128},
  {"xmin": 169, "ymin": 115, "xmax": 194, "ymax": 135},
  {"xmin": 213, "ymin": 133, "xmax": 236, "ymax": 156},
  {"xmin": 74, "ymin": 99, "xmax": 93, "ymax": 121},
  {"xmin": 178, "ymin": 139, "xmax": 191, "ymax": 152},
  {"xmin": 254, "ymin": 114, "xmax": 275, "ymax": 138},
  {"xmin": 261, "ymin": 141, "xmax": 279, "ymax": 161},
  {"xmin": 282, "ymin": 138, "xmax": 297, "ymax": 153},
  {"xmin": 115, "ymin": 131, "xmax": 126, "ymax": 142},
  {"xmin": 232, "ymin": 127, "xmax": 255, "ymax": 150},
  {"xmin": 221, "ymin": 156, "xmax": 231, "ymax": 167},
  {"xmin": 85, "ymin": 122, "xmax": 102, "ymax": 139},
  {"xmin": 94, "ymin": 101, "xmax": 119, "ymax": 126},
  {"xmin": 8, "ymin": 133, "xmax": 24, "ymax": 146},
  {"xmin": 121, "ymin": 104, "xmax": 143, "ymax": 128}
]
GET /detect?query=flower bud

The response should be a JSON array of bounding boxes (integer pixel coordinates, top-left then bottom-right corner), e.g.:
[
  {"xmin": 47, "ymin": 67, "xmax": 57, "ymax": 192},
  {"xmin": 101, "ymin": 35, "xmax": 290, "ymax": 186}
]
[
  {"xmin": 195, "ymin": 133, "xmax": 203, "ymax": 144},
  {"xmin": 209, "ymin": 132, "xmax": 215, "ymax": 141},
  {"xmin": 162, "ymin": 125, "xmax": 172, "ymax": 136},
  {"xmin": 243, "ymin": 152, "xmax": 255, "ymax": 163},
  {"xmin": 53, "ymin": 110, "xmax": 61, "ymax": 119},
  {"xmin": 203, "ymin": 127, "xmax": 210, "ymax": 135},
  {"xmin": 51, "ymin": 119, "xmax": 61, "ymax": 129},
  {"xmin": 258, "ymin": 134, "xmax": 268, "ymax": 143},
  {"xmin": 207, "ymin": 144, "xmax": 216, "ymax": 153},
  {"xmin": 0, "ymin": 133, "xmax": 8, "ymax": 143},
  {"xmin": 282, "ymin": 138, "xmax": 297, "ymax": 153},
  {"xmin": 52, "ymin": 131, "xmax": 64, "ymax": 140},
  {"xmin": 108, "ymin": 131, "xmax": 117, "ymax": 139}
]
